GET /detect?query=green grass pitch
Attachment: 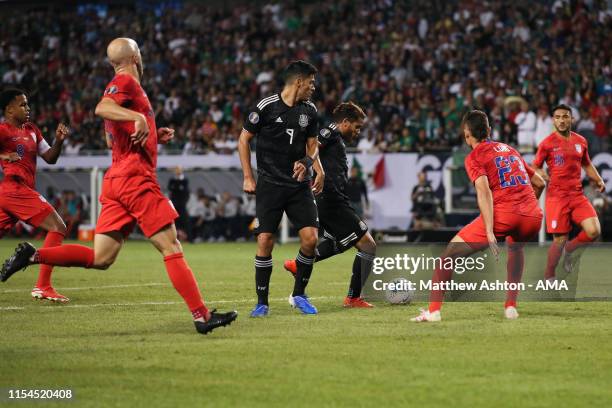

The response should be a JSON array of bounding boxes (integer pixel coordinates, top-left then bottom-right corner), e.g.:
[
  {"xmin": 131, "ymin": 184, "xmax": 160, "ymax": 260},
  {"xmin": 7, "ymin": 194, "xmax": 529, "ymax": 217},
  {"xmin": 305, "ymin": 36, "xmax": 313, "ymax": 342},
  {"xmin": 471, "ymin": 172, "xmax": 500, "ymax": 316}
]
[{"xmin": 1, "ymin": 239, "xmax": 611, "ymax": 407}]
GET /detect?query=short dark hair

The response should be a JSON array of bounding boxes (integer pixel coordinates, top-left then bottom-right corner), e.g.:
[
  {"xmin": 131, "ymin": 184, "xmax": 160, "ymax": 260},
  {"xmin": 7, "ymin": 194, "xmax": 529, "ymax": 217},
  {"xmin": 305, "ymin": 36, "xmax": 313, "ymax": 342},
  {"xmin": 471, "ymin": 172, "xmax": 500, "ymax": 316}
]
[
  {"xmin": 332, "ymin": 101, "xmax": 366, "ymax": 123},
  {"xmin": 283, "ymin": 60, "xmax": 318, "ymax": 84},
  {"xmin": 552, "ymin": 104, "xmax": 572, "ymax": 116},
  {"xmin": 462, "ymin": 110, "xmax": 490, "ymax": 141},
  {"xmin": 0, "ymin": 88, "xmax": 26, "ymax": 113}
]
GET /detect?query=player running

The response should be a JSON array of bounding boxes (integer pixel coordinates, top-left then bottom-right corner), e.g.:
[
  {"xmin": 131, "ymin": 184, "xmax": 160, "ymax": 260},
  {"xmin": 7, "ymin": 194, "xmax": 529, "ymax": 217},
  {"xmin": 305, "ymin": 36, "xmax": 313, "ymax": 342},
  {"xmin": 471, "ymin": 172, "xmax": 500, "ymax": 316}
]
[
  {"xmin": 283, "ymin": 102, "xmax": 377, "ymax": 308},
  {"xmin": 533, "ymin": 104, "xmax": 605, "ymax": 280},
  {"xmin": 0, "ymin": 88, "xmax": 70, "ymax": 302},
  {"xmin": 239, "ymin": 60, "xmax": 323, "ymax": 317},
  {"xmin": 412, "ymin": 110, "xmax": 545, "ymax": 322},
  {"xmin": 0, "ymin": 38, "xmax": 237, "ymax": 335}
]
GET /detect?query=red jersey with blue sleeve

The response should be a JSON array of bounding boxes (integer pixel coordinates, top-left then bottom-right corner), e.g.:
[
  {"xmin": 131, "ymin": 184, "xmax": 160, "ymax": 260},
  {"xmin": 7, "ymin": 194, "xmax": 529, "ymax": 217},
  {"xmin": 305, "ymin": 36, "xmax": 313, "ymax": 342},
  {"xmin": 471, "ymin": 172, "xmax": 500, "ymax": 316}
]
[
  {"xmin": 101, "ymin": 74, "xmax": 158, "ymax": 179},
  {"xmin": 533, "ymin": 131, "xmax": 590, "ymax": 198},
  {"xmin": 0, "ymin": 122, "xmax": 50, "ymax": 189},
  {"xmin": 464, "ymin": 140, "xmax": 540, "ymax": 216}
]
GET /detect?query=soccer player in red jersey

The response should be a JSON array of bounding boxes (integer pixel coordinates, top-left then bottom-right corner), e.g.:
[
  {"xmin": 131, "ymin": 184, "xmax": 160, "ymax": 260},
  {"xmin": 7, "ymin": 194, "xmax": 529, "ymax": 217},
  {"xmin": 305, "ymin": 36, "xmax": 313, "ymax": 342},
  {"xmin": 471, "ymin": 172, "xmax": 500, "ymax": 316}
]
[
  {"xmin": 412, "ymin": 110, "xmax": 545, "ymax": 322},
  {"xmin": 533, "ymin": 104, "xmax": 606, "ymax": 280},
  {"xmin": 0, "ymin": 38, "xmax": 237, "ymax": 335},
  {"xmin": 0, "ymin": 88, "xmax": 70, "ymax": 302}
]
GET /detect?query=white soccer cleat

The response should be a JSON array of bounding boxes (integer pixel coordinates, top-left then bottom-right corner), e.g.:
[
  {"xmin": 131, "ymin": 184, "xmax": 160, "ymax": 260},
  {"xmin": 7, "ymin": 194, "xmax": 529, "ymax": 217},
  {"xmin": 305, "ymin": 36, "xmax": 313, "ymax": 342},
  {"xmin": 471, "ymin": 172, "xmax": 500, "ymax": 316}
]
[
  {"xmin": 504, "ymin": 306, "xmax": 519, "ymax": 320},
  {"xmin": 411, "ymin": 308, "xmax": 441, "ymax": 322}
]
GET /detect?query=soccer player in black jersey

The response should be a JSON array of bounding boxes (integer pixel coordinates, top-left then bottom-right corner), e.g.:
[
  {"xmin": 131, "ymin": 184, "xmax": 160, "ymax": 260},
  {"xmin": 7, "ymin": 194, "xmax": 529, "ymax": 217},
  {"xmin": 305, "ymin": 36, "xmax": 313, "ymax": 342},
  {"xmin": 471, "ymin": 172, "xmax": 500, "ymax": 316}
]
[
  {"xmin": 284, "ymin": 102, "xmax": 377, "ymax": 308},
  {"xmin": 239, "ymin": 60, "xmax": 324, "ymax": 316}
]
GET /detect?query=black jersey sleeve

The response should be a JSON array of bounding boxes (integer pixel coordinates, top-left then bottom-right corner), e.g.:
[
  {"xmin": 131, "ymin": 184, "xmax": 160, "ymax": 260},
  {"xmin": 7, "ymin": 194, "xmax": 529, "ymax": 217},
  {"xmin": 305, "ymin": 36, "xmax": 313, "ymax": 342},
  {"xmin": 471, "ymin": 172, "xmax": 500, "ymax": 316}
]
[
  {"xmin": 243, "ymin": 106, "xmax": 263, "ymax": 134},
  {"xmin": 318, "ymin": 126, "xmax": 334, "ymax": 148}
]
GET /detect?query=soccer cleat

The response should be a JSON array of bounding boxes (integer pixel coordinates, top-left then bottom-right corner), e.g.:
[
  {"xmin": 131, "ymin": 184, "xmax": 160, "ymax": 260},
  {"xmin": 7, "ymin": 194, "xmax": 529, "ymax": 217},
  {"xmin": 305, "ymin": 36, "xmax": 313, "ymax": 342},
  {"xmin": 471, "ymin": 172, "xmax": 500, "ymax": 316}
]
[
  {"xmin": 1, "ymin": 242, "xmax": 36, "ymax": 282},
  {"xmin": 283, "ymin": 259, "xmax": 297, "ymax": 277},
  {"xmin": 31, "ymin": 287, "xmax": 69, "ymax": 303},
  {"xmin": 504, "ymin": 306, "xmax": 519, "ymax": 320},
  {"xmin": 562, "ymin": 250, "xmax": 576, "ymax": 274},
  {"xmin": 194, "ymin": 309, "xmax": 238, "ymax": 335},
  {"xmin": 410, "ymin": 308, "xmax": 441, "ymax": 322},
  {"xmin": 249, "ymin": 304, "xmax": 269, "ymax": 317},
  {"xmin": 343, "ymin": 296, "xmax": 374, "ymax": 308},
  {"xmin": 288, "ymin": 294, "xmax": 318, "ymax": 315}
]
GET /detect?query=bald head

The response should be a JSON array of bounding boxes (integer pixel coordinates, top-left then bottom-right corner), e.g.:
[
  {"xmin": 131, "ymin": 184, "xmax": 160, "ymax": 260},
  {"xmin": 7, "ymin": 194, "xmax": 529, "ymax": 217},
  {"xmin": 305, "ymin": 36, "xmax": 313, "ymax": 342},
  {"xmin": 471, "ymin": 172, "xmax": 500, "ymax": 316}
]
[
  {"xmin": 107, "ymin": 38, "xmax": 139, "ymax": 64},
  {"xmin": 106, "ymin": 38, "xmax": 143, "ymax": 78}
]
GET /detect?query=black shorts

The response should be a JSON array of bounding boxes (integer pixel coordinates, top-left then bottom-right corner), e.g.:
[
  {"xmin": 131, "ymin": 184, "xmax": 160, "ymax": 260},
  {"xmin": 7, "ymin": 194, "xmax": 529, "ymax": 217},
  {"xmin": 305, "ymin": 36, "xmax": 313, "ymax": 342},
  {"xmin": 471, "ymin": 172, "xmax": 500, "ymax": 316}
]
[
  {"xmin": 316, "ymin": 193, "xmax": 368, "ymax": 251},
  {"xmin": 254, "ymin": 178, "xmax": 319, "ymax": 234}
]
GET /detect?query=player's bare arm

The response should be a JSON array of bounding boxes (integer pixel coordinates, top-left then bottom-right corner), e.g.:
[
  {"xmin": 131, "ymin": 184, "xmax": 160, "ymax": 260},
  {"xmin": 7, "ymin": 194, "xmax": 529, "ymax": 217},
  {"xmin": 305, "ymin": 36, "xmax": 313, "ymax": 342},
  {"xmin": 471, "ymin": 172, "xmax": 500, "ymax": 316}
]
[
  {"xmin": 40, "ymin": 123, "xmax": 69, "ymax": 164},
  {"xmin": 0, "ymin": 152, "xmax": 20, "ymax": 162},
  {"xmin": 532, "ymin": 164, "xmax": 550, "ymax": 183},
  {"xmin": 95, "ymin": 97, "xmax": 149, "ymax": 146},
  {"xmin": 157, "ymin": 127, "xmax": 175, "ymax": 144},
  {"xmin": 474, "ymin": 175, "xmax": 499, "ymax": 259},
  {"xmin": 238, "ymin": 128, "xmax": 256, "ymax": 194},
  {"xmin": 530, "ymin": 172, "xmax": 546, "ymax": 199},
  {"xmin": 583, "ymin": 162, "xmax": 606, "ymax": 192},
  {"xmin": 311, "ymin": 157, "xmax": 325, "ymax": 195}
]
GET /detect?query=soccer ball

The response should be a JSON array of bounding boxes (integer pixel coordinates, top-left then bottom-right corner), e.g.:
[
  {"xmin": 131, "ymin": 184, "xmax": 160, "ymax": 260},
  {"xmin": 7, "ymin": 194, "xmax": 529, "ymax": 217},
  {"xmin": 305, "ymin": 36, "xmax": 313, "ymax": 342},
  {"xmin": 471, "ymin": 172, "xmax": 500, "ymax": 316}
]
[{"xmin": 385, "ymin": 277, "xmax": 415, "ymax": 305}]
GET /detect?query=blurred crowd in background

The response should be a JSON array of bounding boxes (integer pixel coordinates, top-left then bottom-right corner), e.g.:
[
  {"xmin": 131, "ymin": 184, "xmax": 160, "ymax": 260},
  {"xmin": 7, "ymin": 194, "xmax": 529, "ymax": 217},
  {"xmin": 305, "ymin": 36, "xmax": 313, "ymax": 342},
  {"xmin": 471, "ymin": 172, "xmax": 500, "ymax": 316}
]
[{"xmin": 0, "ymin": 0, "xmax": 610, "ymax": 155}]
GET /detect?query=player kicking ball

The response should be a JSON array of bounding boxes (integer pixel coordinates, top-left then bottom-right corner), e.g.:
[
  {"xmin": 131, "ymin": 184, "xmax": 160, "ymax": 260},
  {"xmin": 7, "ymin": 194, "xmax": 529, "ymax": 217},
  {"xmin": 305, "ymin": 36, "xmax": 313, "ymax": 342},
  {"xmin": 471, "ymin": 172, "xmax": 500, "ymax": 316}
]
[
  {"xmin": 412, "ymin": 110, "xmax": 545, "ymax": 322},
  {"xmin": 284, "ymin": 102, "xmax": 377, "ymax": 308},
  {"xmin": 0, "ymin": 88, "xmax": 70, "ymax": 302},
  {"xmin": 239, "ymin": 61, "xmax": 324, "ymax": 317},
  {"xmin": 533, "ymin": 104, "xmax": 606, "ymax": 280},
  {"xmin": 0, "ymin": 38, "xmax": 237, "ymax": 335}
]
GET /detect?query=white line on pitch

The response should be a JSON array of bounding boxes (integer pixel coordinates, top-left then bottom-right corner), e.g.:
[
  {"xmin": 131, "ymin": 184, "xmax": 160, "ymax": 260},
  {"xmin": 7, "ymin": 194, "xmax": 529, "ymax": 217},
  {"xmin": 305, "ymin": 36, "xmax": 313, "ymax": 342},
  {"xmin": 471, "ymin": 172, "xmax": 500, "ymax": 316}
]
[
  {"xmin": 0, "ymin": 282, "xmax": 167, "ymax": 294},
  {"xmin": 0, "ymin": 296, "xmax": 339, "ymax": 311}
]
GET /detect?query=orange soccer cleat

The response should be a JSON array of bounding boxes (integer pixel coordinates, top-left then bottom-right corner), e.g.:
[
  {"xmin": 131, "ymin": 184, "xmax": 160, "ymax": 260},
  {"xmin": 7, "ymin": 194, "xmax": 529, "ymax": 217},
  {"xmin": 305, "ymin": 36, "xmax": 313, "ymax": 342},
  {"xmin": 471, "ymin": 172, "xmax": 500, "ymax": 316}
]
[
  {"xmin": 283, "ymin": 259, "xmax": 297, "ymax": 277},
  {"xmin": 31, "ymin": 287, "xmax": 69, "ymax": 303},
  {"xmin": 343, "ymin": 296, "xmax": 374, "ymax": 308}
]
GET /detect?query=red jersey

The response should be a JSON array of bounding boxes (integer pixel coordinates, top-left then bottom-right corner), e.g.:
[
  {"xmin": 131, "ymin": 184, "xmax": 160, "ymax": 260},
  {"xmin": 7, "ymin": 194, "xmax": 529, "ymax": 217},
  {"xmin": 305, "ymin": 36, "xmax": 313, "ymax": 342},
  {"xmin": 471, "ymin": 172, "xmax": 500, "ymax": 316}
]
[
  {"xmin": 101, "ymin": 74, "xmax": 158, "ymax": 179},
  {"xmin": 0, "ymin": 122, "xmax": 50, "ymax": 189},
  {"xmin": 533, "ymin": 131, "xmax": 590, "ymax": 197},
  {"xmin": 464, "ymin": 140, "xmax": 540, "ymax": 216}
]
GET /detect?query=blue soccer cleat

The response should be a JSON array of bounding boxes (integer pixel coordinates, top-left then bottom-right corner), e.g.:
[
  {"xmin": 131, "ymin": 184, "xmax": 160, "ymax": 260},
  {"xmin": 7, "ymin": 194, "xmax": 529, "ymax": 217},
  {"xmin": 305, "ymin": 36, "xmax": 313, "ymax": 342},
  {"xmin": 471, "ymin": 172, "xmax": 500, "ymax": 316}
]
[
  {"xmin": 288, "ymin": 294, "xmax": 318, "ymax": 315},
  {"xmin": 249, "ymin": 304, "xmax": 269, "ymax": 318}
]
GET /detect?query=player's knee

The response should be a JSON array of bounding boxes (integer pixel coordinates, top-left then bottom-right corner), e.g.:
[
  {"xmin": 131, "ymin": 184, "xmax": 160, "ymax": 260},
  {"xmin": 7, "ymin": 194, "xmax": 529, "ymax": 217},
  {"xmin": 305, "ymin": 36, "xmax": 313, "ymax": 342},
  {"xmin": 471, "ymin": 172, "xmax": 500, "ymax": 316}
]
[
  {"xmin": 257, "ymin": 234, "xmax": 274, "ymax": 253},
  {"xmin": 301, "ymin": 233, "xmax": 318, "ymax": 251},
  {"xmin": 358, "ymin": 235, "xmax": 376, "ymax": 254},
  {"xmin": 55, "ymin": 221, "xmax": 68, "ymax": 235},
  {"xmin": 93, "ymin": 254, "xmax": 116, "ymax": 270},
  {"xmin": 584, "ymin": 225, "xmax": 600, "ymax": 240},
  {"xmin": 553, "ymin": 235, "xmax": 568, "ymax": 245}
]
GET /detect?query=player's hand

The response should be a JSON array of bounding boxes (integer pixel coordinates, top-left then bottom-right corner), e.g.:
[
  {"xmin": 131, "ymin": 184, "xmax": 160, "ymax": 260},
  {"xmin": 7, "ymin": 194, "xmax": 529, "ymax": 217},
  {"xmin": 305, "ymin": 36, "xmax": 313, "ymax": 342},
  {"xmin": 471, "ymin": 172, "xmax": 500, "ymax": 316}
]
[
  {"xmin": 487, "ymin": 232, "xmax": 499, "ymax": 261},
  {"xmin": 158, "ymin": 127, "xmax": 175, "ymax": 144},
  {"xmin": 55, "ymin": 123, "xmax": 70, "ymax": 142},
  {"xmin": 595, "ymin": 178, "xmax": 606, "ymax": 193},
  {"xmin": 0, "ymin": 152, "xmax": 20, "ymax": 162},
  {"xmin": 293, "ymin": 161, "xmax": 307, "ymax": 181},
  {"xmin": 130, "ymin": 114, "xmax": 149, "ymax": 147},
  {"xmin": 243, "ymin": 176, "xmax": 256, "ymax": 194},
  {"xmin": 312, "ymin": 172, "xmax": 325, "ymax": 195}
]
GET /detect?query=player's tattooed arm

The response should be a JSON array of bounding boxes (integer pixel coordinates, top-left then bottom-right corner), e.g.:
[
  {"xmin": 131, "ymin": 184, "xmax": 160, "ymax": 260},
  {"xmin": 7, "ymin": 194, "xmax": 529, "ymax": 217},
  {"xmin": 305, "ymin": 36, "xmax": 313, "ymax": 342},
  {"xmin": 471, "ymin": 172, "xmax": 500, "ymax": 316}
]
[
  {"xmin": 239, "ymin": 129, "xmax": 256, "ymax": 194},
  {"xmin": 95, "ymin": 98, "xmax": 149, "ymax": 147},
  {"xmin": 40, "ymin": 123, "xmax": 69, "ymax": 164},
  {"xmin": 583, "ymin": 163, "xmax": 606, "ymax": 192},
  {"xmin": 474, "ymin": 175, "xmax": 499, "ymax": 260}
]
